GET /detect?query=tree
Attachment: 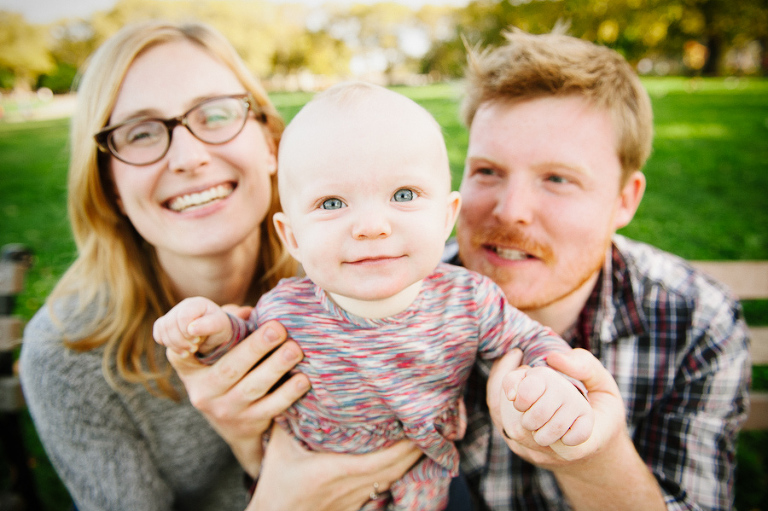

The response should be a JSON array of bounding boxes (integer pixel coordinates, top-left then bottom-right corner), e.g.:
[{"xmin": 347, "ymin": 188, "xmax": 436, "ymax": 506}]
[{"xmin": 0, "ymin": 12, "xmax": 55, "ymax": 91}]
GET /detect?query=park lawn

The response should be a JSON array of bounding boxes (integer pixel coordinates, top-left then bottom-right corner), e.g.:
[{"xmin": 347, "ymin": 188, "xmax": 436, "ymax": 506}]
[{"xmin": 1, "ymin": 77, "xmax": 767, "ymax": 510}]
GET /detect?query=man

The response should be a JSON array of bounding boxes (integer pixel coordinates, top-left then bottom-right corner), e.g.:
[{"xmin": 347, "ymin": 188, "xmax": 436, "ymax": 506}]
[{"xmin": 443, "ymin": 28, "xmax": 751, "ymax": 510}]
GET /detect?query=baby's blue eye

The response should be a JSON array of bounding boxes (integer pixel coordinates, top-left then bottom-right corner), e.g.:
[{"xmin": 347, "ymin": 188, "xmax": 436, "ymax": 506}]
[
  {"xmin": 392, "ymin": 189, "xmax": 414, "ymax": 202},
  {"xmin": 321, "ymin": 198, "xmax": 344, "ymax": 210}
]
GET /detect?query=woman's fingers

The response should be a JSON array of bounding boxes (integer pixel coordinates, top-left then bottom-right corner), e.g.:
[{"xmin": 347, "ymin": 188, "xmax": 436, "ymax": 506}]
[{"xmin": 251, "ymin": 425, "xmax": 422, "ymax": 511}]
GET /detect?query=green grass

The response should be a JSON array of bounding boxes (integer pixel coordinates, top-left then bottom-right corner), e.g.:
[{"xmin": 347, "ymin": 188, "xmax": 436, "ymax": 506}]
[{"xmin": 1, "ymin": 77, "xmax": 767, "ymax": 510}]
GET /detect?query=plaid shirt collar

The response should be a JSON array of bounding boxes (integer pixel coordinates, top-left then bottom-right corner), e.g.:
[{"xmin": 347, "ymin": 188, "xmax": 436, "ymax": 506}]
[{"xmin": 565, "ymin": 241, "xmax": 649, "ymax": 354}]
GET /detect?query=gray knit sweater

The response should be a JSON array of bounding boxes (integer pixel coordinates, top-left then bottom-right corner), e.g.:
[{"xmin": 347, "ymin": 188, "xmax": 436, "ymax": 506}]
[{"xmin": 20, "ymin": 298, "xmax": 250, "ymax": 511}]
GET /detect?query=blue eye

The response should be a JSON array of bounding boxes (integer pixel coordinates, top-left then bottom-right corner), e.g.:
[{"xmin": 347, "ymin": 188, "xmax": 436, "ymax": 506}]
[
  {"xmin": 321, "ymin": 198, "xmax": 345, "ymax": 210},
  {"xmin": 392, "ymin": 189, "xmax": 414, "ymax": 202}
]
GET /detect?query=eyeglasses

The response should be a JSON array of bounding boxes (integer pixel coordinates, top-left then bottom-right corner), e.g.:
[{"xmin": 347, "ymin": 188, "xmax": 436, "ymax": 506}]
[{"xmin": 94, "ymin": 94, "xmax": 265, "ymax": 166}]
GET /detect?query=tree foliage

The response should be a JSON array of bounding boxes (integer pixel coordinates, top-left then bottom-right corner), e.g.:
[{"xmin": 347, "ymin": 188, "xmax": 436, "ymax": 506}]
[
  {"xmin": 0, "ymin": 0, "xmax": 766, "ymax": 93},
  {"xmin": 0, "ymin": 11, "xmax": 55, "ymax": 90}
]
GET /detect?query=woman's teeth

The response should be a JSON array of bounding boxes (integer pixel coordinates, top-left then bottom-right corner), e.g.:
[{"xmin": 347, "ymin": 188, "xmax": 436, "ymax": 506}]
[{"xmin": 168, "ymin": 184, "xmax": 233, "ymax": 212}]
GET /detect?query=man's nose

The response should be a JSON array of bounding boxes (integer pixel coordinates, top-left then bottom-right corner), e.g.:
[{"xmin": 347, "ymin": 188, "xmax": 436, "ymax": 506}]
[{"xmin": 493, "ymin": 179, "xmax": 534, "ymax": 225}]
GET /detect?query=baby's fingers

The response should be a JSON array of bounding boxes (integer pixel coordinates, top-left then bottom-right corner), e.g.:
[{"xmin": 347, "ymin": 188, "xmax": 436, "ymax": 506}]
[
  {"xmin": 530, "ymin": 405, "xmax": 578, "ymax": 447},
  {"xmin": 187, "ymin": 313, "xmax": 230, "ymax": 338},
  {"xmin": 560, "ymin": 413, "xmax": 594, "ymax": 446},
  {"xmin": 501, "ymin": 367, "xmax": 530, "ymax": 403},
  {"xmin": 153, "ymin": 315, "xmax": 196, "ymax": 356}
]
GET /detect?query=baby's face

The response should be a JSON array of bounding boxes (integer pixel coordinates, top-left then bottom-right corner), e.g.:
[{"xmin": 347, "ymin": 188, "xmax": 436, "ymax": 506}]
[{"xmin": 276, "ymin": 94, "xmax": 460, "ymax": 303}]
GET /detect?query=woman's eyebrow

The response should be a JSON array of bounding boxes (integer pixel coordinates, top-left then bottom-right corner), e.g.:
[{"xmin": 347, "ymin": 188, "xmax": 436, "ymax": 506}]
[{"xmin": 109, "ymin": 94, "xmax": 231, "ymax": 125}]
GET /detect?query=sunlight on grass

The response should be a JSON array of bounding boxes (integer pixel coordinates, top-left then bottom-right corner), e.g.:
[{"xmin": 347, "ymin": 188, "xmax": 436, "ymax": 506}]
[{"xmin": 654, "ymin": 123, "xmax": 729, "ymax": 139}]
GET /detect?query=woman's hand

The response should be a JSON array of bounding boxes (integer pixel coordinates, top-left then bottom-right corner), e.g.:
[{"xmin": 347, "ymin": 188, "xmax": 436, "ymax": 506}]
[
  {"xmin": 248, "ymin": 424, "xmax": 423, "ymax": 511},
  {"xmin": 167, "ymin": 309, "xmax": 310, "ymax": 477}
]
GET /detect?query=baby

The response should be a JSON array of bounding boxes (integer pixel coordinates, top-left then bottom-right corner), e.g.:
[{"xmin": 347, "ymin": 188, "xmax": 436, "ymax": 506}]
[{"xmin": 154, "ymin": 82, "xmax": 593, "ymax": 510}]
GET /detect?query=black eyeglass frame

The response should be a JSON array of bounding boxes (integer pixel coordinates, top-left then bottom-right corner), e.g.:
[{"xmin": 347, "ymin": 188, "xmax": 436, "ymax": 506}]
[{"xmin": 94, "ymin": 93, "xmax": 266, "ymax": 166}]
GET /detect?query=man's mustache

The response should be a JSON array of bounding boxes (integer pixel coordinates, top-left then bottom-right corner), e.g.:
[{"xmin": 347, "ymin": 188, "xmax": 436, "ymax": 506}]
[{"xmin": 470, "ymin": 226, "xmax": 553, "ymax": 262}]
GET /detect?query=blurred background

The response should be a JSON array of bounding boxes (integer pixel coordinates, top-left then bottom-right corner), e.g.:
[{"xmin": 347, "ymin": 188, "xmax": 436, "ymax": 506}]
[
  {"xmin": 1, "ymin": 0, "xmax": 767, "ymax": 510},
  {"xmin": 0, "ymin": 0, "xmax": 766, "ymax": 106}
]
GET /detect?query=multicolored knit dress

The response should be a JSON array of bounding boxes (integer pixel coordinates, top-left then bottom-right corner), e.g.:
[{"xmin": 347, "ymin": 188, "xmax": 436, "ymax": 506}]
[{"xmin": 231, "ymin": 263, "xmax": 582, "ymax": 511}]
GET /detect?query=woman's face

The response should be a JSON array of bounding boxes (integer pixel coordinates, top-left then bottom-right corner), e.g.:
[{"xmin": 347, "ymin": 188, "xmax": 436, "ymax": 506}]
[{"xmin": 108, "ymin": 40, "xmax": 277, "ymax": 264}]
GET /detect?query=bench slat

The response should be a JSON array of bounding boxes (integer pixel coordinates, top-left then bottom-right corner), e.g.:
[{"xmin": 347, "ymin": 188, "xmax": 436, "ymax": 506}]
[
  {"xmin": 751, "ymin": 327, "xmax": 768, "ymax": 366},
  {"xmin": 690, "ymin": 261, "xmax": 767, "ymax": 431},
  {"xmin": 744, "ymin": 391, "xmax": 768, "ymax": 431},
  {"xmin": 690, "ymin": 261, "xmax": 768, "ymax": 300}
]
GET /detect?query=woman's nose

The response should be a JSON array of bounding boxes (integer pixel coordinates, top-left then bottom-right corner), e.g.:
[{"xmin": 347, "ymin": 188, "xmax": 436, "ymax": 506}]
[{"xmin": 165, "ymin": 125, "xmax": 211, "ymax": 173}]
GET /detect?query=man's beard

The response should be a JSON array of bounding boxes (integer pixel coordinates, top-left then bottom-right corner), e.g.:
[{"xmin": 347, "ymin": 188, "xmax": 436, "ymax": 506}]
[{"xmin": 463, "ymin": 224, "xmax": 607, "ymax": 311}]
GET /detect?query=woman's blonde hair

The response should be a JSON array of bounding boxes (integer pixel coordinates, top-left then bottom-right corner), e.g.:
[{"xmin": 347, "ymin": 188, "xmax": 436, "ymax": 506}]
[
  {"xmin": 51, "ymin": 20, "xmax": 296, "ymax": 399},
  {"xmin": 462, "ymin": 27, "xmax": 653, "ymax": 183}
]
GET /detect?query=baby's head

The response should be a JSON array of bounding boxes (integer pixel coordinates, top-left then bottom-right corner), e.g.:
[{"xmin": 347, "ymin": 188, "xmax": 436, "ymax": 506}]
[{"xmin": 273, "ymin": 81, "xmax": 461, "ymax": 316}]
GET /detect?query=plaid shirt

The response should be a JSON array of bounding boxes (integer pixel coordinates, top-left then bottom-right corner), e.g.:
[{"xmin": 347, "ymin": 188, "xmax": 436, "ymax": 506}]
[{"xmin": 444, "ymin": 234, "xmax": 751, "ymax": 511}]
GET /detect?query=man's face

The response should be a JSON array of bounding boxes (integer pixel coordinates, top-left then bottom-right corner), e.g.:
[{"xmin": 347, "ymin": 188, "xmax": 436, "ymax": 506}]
[{"xmin": 457, "ymin": 95, "xmax": 642, "ymax": 312}]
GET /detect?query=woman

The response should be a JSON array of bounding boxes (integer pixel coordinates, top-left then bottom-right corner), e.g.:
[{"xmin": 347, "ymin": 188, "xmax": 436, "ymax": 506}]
[{"xmin": 20, "ymin": 20, "xmax": 417, "ymax": 511}]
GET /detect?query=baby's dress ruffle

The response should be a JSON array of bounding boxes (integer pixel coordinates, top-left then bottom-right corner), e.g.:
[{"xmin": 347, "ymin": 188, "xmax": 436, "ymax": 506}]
[{"xmin": 279, "ymin": 399, "xmax": 463, "ymax": 477}]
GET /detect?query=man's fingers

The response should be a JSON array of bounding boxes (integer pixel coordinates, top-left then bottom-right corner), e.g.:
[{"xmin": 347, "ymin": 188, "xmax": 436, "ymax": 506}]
[
  {"xmin": 546, "ymin": 348, "xmax": 617, "ymax": 394},
  {"xmin": 487, "ymin": 348, "xmax": 524, "ymax": 411}
]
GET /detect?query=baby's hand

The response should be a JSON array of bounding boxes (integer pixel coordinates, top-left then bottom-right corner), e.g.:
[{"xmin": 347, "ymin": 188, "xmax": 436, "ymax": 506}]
[
  {"xmin": 501, "ymin": 366, "xmax": 594, "ymax": 447},
  {"xmin": 153, "ymin": 296, "xmax": 231, "ymax": 357}
]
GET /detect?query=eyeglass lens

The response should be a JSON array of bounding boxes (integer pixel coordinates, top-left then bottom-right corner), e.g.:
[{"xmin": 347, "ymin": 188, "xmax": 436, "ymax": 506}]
[{"xmin": 107, "ymin": 96, "xmax": 249, "ymax": 165}]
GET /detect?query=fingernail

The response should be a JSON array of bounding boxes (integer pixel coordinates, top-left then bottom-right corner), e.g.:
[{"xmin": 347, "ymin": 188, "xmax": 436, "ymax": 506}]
[
  {"xmin": 264, "ymin": 326, "xmax": 280, "ymax": 345},
  {"xmin": 295, "ymin": 378, "xmax": 310, "ymax": 392},
  {"xmin": 282, "ymin": 346, "xmax": 299, "ymax": 362}
]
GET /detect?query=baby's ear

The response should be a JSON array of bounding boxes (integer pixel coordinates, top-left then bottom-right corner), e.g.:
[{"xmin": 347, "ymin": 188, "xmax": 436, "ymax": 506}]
[
  {"xmin": 273, "ymin": 212, "xmax": 302, "ymax": 262},
  {"xmin": 444, "ymin": 191, "xmax": 462, "ymax": 239}
]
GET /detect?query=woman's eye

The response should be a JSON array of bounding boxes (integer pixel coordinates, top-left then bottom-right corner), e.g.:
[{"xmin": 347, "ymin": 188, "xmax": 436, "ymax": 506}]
[
  {"xmin": 123, "ymin": 122, "xmax": 163, "ymax": 146},
  {"xmin": 321, "ymin": 198, "xmax": 345, "ymax": 210},
  {"xmin": 392, "ymin": 189, "xmax": 415, "ymax": 202}
]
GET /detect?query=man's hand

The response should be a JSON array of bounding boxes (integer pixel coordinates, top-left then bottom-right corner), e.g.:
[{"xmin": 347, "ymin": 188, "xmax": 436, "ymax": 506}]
[
  {"xmin": 500, "ymin": 364, "xmax": 594, "ymax": 447},
  {"xmin": 488, "ymin": 348, "xmax": 626, "ymax": 468}
]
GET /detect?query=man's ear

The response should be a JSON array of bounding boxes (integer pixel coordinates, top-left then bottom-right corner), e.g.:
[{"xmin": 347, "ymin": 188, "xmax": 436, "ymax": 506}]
[
  {"xmin": 613, "ymin": 171, "xmax": 646, "ymax": 230},
  {"xmin": 444, "ymin": 191, "xmax": 462, "ymax": 239},
  {"xmin": 273, "ymin": 212, "xmax": 302, "ymax": 262}
]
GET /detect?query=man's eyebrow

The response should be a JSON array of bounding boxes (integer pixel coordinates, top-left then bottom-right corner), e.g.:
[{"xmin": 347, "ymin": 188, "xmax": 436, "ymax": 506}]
[{"xmin": 533, "ymin": 160, "xmax": 594, "ymax": 178}]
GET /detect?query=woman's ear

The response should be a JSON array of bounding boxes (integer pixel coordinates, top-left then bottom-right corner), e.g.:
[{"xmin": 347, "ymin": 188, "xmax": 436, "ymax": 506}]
[
  {"xmin": 273, "ymin": 212, "xmax": 301, "ymax": 262},
  {"xmin": 443, "ymin": 191, "xmax": 462, "ymax": 239},
  {"xmin": 613, "ymin": 171, "xmax": 646, "ymax": 230}
]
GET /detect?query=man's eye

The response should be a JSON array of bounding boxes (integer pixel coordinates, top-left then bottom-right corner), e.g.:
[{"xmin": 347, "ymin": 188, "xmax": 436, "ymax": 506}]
[
  {"xmin": 392, "ymin": 189, "xmax": 414, "ymax": 202},
  {"xmin": 546, "ymin": 175, "xmax": 569, "ymax": 184},
  {"xmin": 321, "ymin": 198, "xmax": 345, "ymax": 210}
]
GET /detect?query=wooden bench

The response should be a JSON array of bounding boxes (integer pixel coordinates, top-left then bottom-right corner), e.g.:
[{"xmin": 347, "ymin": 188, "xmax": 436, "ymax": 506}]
[
  {"xmin": 691, "ymin": 261, "xmax": 768, "ymax": 431},
  {"xmin": 0, "ymin": 244, "xmax": 42, "ymax": 509}
]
